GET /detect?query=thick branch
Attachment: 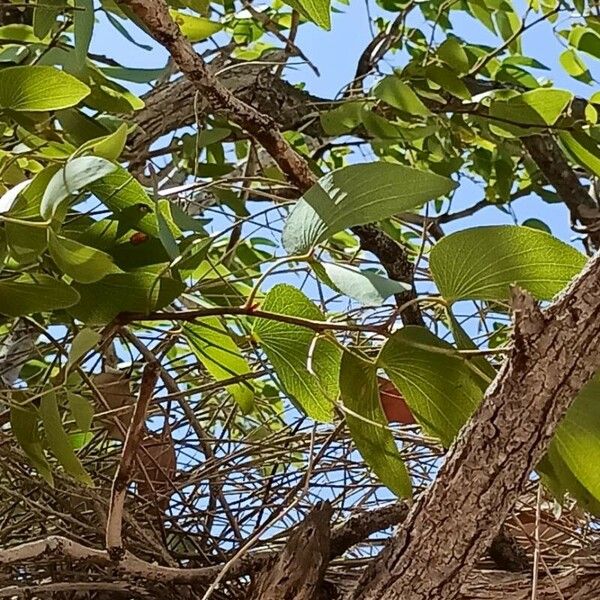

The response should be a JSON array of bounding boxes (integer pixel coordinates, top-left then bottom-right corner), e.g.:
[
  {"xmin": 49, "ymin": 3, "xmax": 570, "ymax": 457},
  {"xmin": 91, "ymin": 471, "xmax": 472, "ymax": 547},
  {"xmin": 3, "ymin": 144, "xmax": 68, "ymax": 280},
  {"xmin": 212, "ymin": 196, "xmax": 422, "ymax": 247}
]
[{"xmin": 348, "ymin": 258, "xmax": 600, "ymax": 600}]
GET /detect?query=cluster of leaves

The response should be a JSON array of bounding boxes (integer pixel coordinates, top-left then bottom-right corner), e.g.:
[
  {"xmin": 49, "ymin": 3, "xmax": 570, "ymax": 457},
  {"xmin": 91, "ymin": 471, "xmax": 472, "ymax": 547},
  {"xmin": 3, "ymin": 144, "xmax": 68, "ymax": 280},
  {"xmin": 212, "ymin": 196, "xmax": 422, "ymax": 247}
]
[{"xmin": 0, "ymin": 0, "xmax": 599, "ymax": 566}]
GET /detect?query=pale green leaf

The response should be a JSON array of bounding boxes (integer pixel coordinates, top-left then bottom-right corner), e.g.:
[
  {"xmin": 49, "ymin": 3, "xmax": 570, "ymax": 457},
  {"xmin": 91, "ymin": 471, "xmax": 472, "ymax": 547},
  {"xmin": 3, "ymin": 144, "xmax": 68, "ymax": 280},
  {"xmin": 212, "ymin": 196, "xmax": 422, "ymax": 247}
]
[
  {"xmin": 41, "ymin": 156, "xmax": 117, "ymax": 219},
  {"xmin": 282, "ymin": 163, "xmax": 455, "ymax": 254},
  {"xmin": 253, "ymin": 284, "xmax": 341, "ymax": 422},
  {"xmin": 76, "ymin": 123, "xmax": 128, "ymax": 160},
  {"xmin": 315, "ymin": 262, "xmax": 410, "ymax": 306},
  {"xmin": 438, "ymin": 37, "xmax": 470, "ymax": 73},
  {"xmin": 558, "ymin": 131, "xmax": 600, "ymax": 178},
  {"xmin": 0, "ymin": 66, "xmax": 90, "ymax": 111},
  {"xmin": 185, "ymin": 319, "xmax": 254, "ymax": 414},
  {"xmin": 67, "ymin": 328, "xmax": 101, "ymax": 372},
  {"xmin": 560, "ymin": 49, "xmax": 593, "ymax": 83},
  {"xmin": 430, "ymin": 226, "xmax": 586, "ymax": 303},
  {"xmin": 340, "ymin": 351, "xmax": 412, "ymax": 497},
  {"xmin": 67, "ymin": 392, "xmax": 94, "ymax": 434}
]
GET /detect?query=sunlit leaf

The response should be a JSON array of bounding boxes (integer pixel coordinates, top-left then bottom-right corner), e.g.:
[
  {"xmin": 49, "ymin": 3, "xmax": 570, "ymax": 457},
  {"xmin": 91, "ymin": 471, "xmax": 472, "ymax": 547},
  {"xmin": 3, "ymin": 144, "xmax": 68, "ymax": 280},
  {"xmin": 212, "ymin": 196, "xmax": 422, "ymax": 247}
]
[
  {"xmin": 378, "ymin": 327, "xmax": 485, "ymax": 447},
  {"xmin": 0, "ymin": 66, "xmax": 90, "ymax": 111},
  {"xmin": 253, "ymin": 284, "xmax": 341, "ymax": 422},
  {"xmin": 283, "ymin": 163, "xmax": 455, "ymax": 254},
  {"xmin": 430, "ymin": 226, "xmax": 586, "ymax": 302},
  {"xmin": 185, "ymin": 320, "xmax": 254, "ymax": 414}
]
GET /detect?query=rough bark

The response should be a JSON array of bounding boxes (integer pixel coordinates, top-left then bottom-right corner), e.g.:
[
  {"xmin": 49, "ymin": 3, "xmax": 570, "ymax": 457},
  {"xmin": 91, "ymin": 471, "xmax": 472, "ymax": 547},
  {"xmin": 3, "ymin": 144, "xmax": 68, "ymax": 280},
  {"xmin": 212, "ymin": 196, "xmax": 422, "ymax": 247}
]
[
  {"xmin": 347, "ymin": 262, "xmax": 600, "ymax": 600},
  {"xmin": 251, "ymin": 501, "xmax": 333, "ymax": 600}
]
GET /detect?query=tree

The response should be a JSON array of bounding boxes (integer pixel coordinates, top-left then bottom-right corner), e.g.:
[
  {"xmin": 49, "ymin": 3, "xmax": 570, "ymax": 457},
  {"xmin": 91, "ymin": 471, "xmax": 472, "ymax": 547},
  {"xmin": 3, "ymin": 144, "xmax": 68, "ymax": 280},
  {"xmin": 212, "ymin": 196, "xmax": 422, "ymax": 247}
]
[{"xmin": 0, "ymin": 0, "xmax": 599, "ymax": 598}]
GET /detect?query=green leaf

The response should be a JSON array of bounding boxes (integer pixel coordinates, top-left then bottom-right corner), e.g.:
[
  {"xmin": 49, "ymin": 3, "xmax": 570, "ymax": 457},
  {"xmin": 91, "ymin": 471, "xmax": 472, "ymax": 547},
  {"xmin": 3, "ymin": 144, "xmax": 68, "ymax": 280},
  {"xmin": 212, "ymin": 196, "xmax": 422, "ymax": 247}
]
[
  {"xmin": 74, "ymin": 0, "xmax": 94, "ymax": 68},
  {"xmin": 0, "ymin": 274, "xmax": 80, "ymax": 316},
  {"xmin": 33, "ymin": 0, "xmax": 67, "ymax": 38},
  {"xmin": 185, "ymin": 320, "xmax": 254, "ymax": 414},
  {"xmin": 87, "ymin": 166, "xmax": 159, "ymax": 236},
  {"xmin": 430, "ymin": 226, "xmax": 586, "ymax": 303},
  {"xmin": 320, "ymin": 101, "xmax": 363, "ymax": 136},
  {"xmin": 67, "ymin": 328, "xmax": 101, "ymax": 372},
  {"xmin": 68, "ymin": 266, "xmax": 185, "ymax": 324},
  {"xmin": 569, "ymin": 26, "xmax": 600, "ymax": 60},
  {"xmin": 40, "ymin": 157, "xmax": 117, "ymax": 219},
  {"xmin": 39, "ymin": 389, "xmax": 93, "ymax": 485},
  {"xmin": 489, "ymin": 89, "xmax": 572, "ymax": 137},
  {"xmin": 315, "ymin": 262, "xmax": 410, "ymax": 306},
  {"xmin": 522, "ymin": 218, "xmax": 551, "ymax": 234},
  {"xmin": 76, "ymin": 123, "xmax": 128, "ymax": 160},
  {"xmin": 550, "ymin": 375, "xmax": 600, "ymax": 506},
  {"xmin": 340, "ymin": 351, "xmax": 412, "ymax": 497},
  {"xmin": 10, "ymin": 402, "xmax": 54, "ymax": 485},
  {"xmin": 282, "ymin": 163, "xmax": 455, "ymax": 254},
  {"xmin": 0, "ymin": 66, "xmax": 90, "ymax": 111},
  {"xmin": 559, "ymin": 49, "xmax": 593, "ymax": 83},
  {"xmin": 494, "ymin": 9, "xmax": 522, "ymax": 54},
  {"xmin": 253, "ymin": 284, "xmax": 341, "ymax": 422},
  {"xmin": 378, "ymin": 327, "xmax": 485, "ymax": 447},
  {"xmin": 438, "ymin": 37, "xmax": 470, "ymax": 73},
  {"xmin": 558, "ymin": 130, "xmax": 600, "ymax": 178},
  {"xmin": 100, "ymin": 65, "xmax": 168, "ymax": 83},
  {"xmin": 49, "ymin": 232, "xmax": 122, "ymax": 283},
  {"xmin": 426, "ymin": 65, "xmax": 471, "ymax": 100},
  {"xmin": 283, "ymin": 0, "xmax": 331, "ymax": 30},
  {"xmin": 169, "ymin": 10, "xmax": 222, "ymax": 41},
  {"xmin": 156, "ymin": 206, "xmax": 180, "ymax": 260},
  {"xmin": 67, "ymin": 392, "xmax": 94, "ymax": 434},
  {"xmin": 374, "ymin": 77, "xmax": 431, "ymax": 116}
]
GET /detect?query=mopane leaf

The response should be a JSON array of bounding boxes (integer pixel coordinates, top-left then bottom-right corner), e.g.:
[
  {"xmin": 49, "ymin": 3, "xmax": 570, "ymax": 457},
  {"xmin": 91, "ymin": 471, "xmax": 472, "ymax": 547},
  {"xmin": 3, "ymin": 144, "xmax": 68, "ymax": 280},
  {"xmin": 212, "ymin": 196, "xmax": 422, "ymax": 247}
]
[
  {"xmin": 185, "ymin": 319, "xmax": 254, "ymax": 414},
  {"xmin": 0, "ymin": 66, "xmax": 90, "ymax": 111},
  {"xmin": 373, "ymin": 77, "xmax": 431, "ymax": 116},
  {"xmin": 67, "ymin": 392, "xmax": 94, "ymax": 434},
  {"xmin": 430, "ymin": 225, "xmax": 586, "ymax": 303},
  {"xmin": 378, "ymin": 327, "xmax": 486, "ymax": 447},
  {"xmin": 39, "ymin": 389, "xmax": 93, "ymax": 485},
  {"xmin": 315, "ymin": 262, "xmax": 410, "ymax": 306},
  {"xmin": 41, "ymin": 157, "xmax": 117, "ymax": 219},
  {"xmin": 283, "ymin": 0, "xmax": 331, "ymax": 30},
  {"xmin": 88, "ymin": 166, "xmax": 159, "ymax": 236},
  {"xmin": 253, "ymin": 284, "xmax": 341, "ymax": 422},
  {"xmin": 558, "ymin": 131, "xmax": 600, "ymax": 177},
  {"xmin": 0, "ymin": 274, "xmax": 80, "ymax": 316},
  {"xmin": 283, "ymin": 163, "xmax": 455, "ymax": 254},
  {"xmin": 551, "ymin": 374, "xmax": 600, "ymax": 506},
  {"xmin": 340, "ymin": 351, "xmax": 412, "ymax": 497},
  {"xmin": 49, "ymin": 232, "xmax": 122, "ymax": 283},
  {"xmin": 76, "ymin": 122, "xmax": 128, "ymax": 160},
  {"xmin": 33, "ymin": 0, "xmax": 67, "ymax": 38},
  {"xmin": 68, "ymin": 266, "xmax": 185, "ymax": 324},
  {"xmin": 67, "ymin": 327, "xmax": 101, "ymax": 372},
  {"xmin": 169, "ymin": 10, "xmax": 222, "ymax": 41},
  {"xmin": 73, "ymin": 0, "xmax": 94, "ymax": 68},
  {"xmin": 10, "ymin": 402, "xmax": 53, "ymax": 485}
]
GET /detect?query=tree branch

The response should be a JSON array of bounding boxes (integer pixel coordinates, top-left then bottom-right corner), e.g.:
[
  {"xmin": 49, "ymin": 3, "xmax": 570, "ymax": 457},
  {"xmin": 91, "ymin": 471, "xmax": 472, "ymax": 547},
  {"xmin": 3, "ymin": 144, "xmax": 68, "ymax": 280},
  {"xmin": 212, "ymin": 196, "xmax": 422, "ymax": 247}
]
[{"xmin": 348, "ymin": 261, "xmax": 600, "ymax": 599}]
